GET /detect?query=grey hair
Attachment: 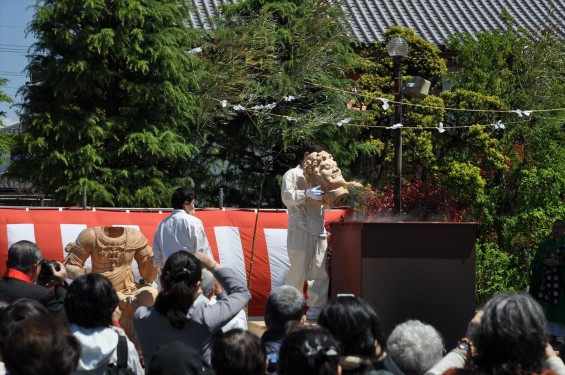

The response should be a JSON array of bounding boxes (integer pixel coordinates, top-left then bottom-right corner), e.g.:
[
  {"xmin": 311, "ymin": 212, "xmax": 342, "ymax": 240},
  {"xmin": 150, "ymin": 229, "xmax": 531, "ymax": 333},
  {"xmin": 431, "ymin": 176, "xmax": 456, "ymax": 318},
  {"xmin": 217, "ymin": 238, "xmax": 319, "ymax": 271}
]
[
  {"xmin": 265, "ymin": 285, "xmax": 305, "ymax": 328},
  {"xmin": 6, "ymin": 241, "xmax": 43, "ymax": 273},
  {"xmin": 200, "ymin": 268, "xmax": 215, "ymax": 297},
  {"xmin": 386, "ymin": 320, "xmax": 444, "ymax": 375}
]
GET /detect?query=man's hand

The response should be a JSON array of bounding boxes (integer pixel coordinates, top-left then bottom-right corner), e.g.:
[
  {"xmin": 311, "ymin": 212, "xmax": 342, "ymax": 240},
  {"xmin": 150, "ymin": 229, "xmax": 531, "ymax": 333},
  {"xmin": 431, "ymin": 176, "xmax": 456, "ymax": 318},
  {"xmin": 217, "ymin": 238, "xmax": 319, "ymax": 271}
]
[
  {"xmin": 194, "ymin": 252, "xmax": 221, "ymax": 272},
  {"xmin": 51, "ymin": 261, "xmax": 68, "ymax": 280},
  {"xmin": 306, "ymin": 185, "xmax": 324, "ymax": 200}
]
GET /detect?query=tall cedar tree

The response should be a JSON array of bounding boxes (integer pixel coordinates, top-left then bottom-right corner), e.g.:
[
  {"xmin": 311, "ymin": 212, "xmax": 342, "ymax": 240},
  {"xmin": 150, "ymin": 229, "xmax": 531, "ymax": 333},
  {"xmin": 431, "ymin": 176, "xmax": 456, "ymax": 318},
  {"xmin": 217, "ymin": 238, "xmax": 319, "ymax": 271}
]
[
  {"xmin": 9, "ymin": 0, "xmax": 207, "ymax": 206},
  {"xmin": 190, "ymin": 0, "xmax": 377, "ymax": 207}
]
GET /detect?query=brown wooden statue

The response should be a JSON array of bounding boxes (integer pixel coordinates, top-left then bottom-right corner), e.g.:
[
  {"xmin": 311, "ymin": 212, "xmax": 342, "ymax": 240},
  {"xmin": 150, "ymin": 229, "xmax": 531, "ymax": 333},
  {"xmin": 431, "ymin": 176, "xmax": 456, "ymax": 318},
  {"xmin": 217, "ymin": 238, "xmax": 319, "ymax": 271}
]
[
  {"xmin": 303, "ymin": 151, "xmax": 363, "ymax": 207},
  {"xmin": 64, "ymin": 226, "xmax": 158, "ymax": 347}
]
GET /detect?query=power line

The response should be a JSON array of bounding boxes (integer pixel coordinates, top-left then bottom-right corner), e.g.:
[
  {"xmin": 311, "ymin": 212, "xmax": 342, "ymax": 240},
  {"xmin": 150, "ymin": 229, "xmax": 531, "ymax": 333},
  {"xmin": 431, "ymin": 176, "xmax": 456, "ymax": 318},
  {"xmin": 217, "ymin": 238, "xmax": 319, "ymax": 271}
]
[{"xmin": 0, "ymin": 44, "xmax": 31, "ymax": 48}]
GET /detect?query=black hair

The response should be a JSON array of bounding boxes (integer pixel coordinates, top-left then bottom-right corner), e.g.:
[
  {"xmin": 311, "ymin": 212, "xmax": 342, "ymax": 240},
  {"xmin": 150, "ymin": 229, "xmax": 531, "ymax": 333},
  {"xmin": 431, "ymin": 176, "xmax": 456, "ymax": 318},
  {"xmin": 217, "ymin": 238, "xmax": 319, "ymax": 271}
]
[
  {"xmin": 0, "ymin": 298, "xmax": 48, "ymax": 357},
  {"xmin": 6, "ymin": 240, "xmax": 42, "ymax": 273},
  {"xmin": 154, "ymin": 251, "xmax": 202, "ymax": 329},
  {"xmin": 473, "ymin": 292, "xmax": 547, "ymax": 375},
  {"xmin": 172, "ymin": 187, "xmax": 196, "ymax": 209},
  {"xmin": 278, "ymin": 325, "xmax": 340, "ymax": 375},
  {"xmin": 64, "ymin": 273, "xmax": 119, "ymax": 328},
  {"xmin": 3, "ymin": 314, "xmax": 81, "ymax": 375},
  {"xmin": 295, "ymin": 141, "xmax": 323, "ymax": 164},
  {"xmin": 212, "ymin": 328, "xmax": 266, "ymax": 375},
  {"xmin": 317, "ymin": 296, "xmax": 386, "ymax": 358}
]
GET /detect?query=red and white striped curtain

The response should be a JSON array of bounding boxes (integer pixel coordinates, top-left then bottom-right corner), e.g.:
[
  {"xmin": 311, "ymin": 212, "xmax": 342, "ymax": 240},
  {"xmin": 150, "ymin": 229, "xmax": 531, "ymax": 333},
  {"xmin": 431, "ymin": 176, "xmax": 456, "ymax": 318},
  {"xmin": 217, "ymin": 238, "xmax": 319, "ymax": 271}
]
[{"xmin": 0, "ymin": 208, "xmax": 346, "ymax": 316}]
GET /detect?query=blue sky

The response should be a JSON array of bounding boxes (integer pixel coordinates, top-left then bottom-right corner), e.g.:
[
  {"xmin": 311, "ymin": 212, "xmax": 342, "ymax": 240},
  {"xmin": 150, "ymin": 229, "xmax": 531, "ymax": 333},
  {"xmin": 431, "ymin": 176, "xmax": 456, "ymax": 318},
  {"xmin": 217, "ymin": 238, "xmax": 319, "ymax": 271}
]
[{"xmin": 0, "ymin": 0, "xmax": 35, "ymax": 125}]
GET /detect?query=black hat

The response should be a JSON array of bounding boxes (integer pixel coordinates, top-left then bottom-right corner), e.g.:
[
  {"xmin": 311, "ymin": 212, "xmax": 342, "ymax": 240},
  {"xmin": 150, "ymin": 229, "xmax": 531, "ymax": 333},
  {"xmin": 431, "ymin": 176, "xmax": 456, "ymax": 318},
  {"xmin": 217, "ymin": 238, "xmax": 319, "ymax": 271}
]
[{"xmin": 148, "ymin": 341, "xmax": 214, "ymax": 375}]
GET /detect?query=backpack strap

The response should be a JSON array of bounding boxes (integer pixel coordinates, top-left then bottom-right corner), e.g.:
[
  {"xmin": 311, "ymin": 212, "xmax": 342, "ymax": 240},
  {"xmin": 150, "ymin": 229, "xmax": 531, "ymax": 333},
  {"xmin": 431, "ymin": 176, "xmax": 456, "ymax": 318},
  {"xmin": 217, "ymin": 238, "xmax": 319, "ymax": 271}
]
[{"xmin": 116, "ymin": 334, "xmax": 128, "ymax": 369}]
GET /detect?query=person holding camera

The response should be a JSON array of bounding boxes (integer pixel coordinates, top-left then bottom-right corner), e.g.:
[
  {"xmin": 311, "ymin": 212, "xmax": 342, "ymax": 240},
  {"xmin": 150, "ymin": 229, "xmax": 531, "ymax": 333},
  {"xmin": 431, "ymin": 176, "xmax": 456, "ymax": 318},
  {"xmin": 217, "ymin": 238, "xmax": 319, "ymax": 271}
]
[{"xmin": 0, "ymin": 240, "xmax": 67, "ymax": 314}]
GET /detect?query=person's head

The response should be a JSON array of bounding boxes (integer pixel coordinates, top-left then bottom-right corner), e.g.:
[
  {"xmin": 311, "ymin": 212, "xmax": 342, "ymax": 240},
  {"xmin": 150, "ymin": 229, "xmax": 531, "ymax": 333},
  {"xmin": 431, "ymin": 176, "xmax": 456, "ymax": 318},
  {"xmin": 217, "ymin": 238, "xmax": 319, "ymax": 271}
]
[
  {"xmin": 317, "ymin": 296, "xmax": 386, "ymax": 358},
  {"xmin": 296, "ymin": 141, "xmax": 323, "ymax": 164},
  {"xmin": 149, "ymin": 340, "xmax": 213, "ymax": 375},
  {"xmin": 212, "ymin": 328, "xmax": 267, "ymax": 375},
  {"xmin": 172, "ymin": 187, "xmax": 196, "ymax": 213},
  {"xmin": 200, "ymin": 268, "xmax": 215, "ymax": 298},
  {"xmin": 473, "ymin": 292, "xmax": 547, "ymax": 374},
  {"xmin": 6, "ymin": 240, "xmax": 43, "ymax": 280},
  {"xmin": 3, "ymin": 315, "xmax": 81, "ymax": 375},
  {"xmin": 551, "ymin": 219, "xmax": 565, "ymax": 240},
  {"xmin": 65, "ymin": 273, "xmax": 119, "ymax": 328},
  {"xmin": 0, "ymin": 298, "xmax": 48, "ymax": 359},
  {"xmin": 265, "ymin": 285, "xmax": 306, "ymax": 329},
  {"xmin": 386, "ymin": 320, "xmax": 445, "ymax": 375},
  {"xmin": 155, "ymin": 251, "xmax": 202, "ymax": 329},
  {"xmin": 278, "ymin": 325, "xmax": 340, "ymax": 375}
]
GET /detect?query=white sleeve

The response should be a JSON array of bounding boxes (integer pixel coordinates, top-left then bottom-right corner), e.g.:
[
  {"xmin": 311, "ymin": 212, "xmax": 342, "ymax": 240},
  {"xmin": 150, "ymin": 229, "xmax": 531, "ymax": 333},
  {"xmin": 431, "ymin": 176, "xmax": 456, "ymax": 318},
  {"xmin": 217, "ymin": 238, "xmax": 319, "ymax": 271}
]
[
  {"xmin": 126, "ymin": 336, "xmax": 144, "ymax": 375},
  {"xmin": 152, "ymin": 229, "xmax": 163, "ymax": 267},
  {"xmin": 544, "ymin": 356, "xmax": 565, "ymax": 375},
  {"xmin": 281, "ymin": 169, "xmax": 307, "ymax": 209},
  {"xmin": 425, "ymin": 350, "xmax": 467, "ymax": 375},
  {"xmin": 195, "ymin": 223, "xmax": 213, "ymax": 256}
]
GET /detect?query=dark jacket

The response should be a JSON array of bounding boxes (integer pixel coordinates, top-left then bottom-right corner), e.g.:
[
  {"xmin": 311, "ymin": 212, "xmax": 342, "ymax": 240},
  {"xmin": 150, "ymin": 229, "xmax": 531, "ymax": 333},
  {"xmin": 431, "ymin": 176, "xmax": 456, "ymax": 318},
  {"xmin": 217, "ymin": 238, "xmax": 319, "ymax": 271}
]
[{"xmin": 0, "ymin": 277, "xmax": 66, "ymax": 313}]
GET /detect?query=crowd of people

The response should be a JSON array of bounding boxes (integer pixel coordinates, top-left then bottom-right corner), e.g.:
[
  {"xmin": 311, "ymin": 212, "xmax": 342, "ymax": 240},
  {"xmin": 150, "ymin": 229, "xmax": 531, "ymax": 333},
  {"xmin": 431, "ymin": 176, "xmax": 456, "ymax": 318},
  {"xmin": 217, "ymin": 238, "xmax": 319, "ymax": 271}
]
[
  {"xmin": 2, "ymin": 264, "xmax": 565, "ymax": 375},
  {"xmin": 0, "ymin": 164, "xmax": 564, "ymax": 374}
]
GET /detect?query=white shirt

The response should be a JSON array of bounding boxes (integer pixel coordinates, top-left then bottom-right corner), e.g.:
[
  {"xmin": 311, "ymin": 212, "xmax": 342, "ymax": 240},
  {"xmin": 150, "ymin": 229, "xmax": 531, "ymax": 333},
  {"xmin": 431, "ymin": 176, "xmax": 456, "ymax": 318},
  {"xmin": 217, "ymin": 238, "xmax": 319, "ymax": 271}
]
[
  {"xmin": 208, "ymin": 295, "xmax": 248, "ymax": 332},
  {"xmin": 152, "ymin": 209, "xmax": 212, "ymax": 267},
  {"xmin": 281, "ymin": 165, "xmax": 325, "ymax": 235}
]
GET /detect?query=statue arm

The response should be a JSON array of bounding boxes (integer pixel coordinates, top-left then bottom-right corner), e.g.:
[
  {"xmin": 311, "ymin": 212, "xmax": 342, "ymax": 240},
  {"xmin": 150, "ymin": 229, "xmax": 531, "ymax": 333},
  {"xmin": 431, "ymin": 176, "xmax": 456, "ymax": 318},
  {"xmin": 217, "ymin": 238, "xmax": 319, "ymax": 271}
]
[
  {"xmin": 135, "ymin": 245, "xmax": 158, "ymax": 283},
  {"xmin": 63, "ymin": 239, "xmax": 92, "ymax": 280},
  {"xmin": 344, "ymin": 181, "xmax": 364, "ymax": 188}
]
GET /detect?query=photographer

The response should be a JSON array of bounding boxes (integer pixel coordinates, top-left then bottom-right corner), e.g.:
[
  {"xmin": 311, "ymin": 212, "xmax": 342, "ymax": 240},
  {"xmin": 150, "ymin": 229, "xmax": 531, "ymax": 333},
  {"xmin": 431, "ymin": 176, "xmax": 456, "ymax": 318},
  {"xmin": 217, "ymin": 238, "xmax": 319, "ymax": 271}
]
[{"xmin": 0, "ymin": 240, "xmax": 67, "ymax": 314}]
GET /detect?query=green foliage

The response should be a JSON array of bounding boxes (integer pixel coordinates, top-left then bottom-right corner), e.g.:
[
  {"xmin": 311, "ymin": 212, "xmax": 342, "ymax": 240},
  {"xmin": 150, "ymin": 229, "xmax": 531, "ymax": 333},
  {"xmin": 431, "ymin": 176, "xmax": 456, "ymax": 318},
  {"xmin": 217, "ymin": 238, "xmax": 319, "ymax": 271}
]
[
  {"xmin": 0, "ymin": 78, "xmax": 12, "ymax": 123},
  {"xmin": 382, "ymin": 26, "xmax": 447, "ymax": 86},
  {"xmin": 0, "ymin": 78, "xmax": 14, "ymax": 166},
  {"xmin": 350, "ymin": 20, "xmax": 563, "ymax": 304},
  {"xmin": 9, "ymin": 0, "xmax": 207, "ymax": 206},
  {"xmin": 189, "ymin": 0, "xmax": 369, "ymax": 206},
  {"xmin": 445, "ymin": 13, "xmax": 565, "ymax": 302},
  {"xmin": 350, "ymin": 26, "xmax": 447, "ymax": 186},
  {"xmin": 475, "ymin": 240, "xmax": 528, "ymax": 305}
]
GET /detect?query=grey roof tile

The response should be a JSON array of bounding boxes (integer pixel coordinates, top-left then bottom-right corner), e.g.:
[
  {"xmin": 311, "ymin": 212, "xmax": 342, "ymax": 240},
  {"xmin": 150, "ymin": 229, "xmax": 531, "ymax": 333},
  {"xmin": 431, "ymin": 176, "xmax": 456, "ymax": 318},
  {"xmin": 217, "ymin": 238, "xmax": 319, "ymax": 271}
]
[{"xmin": 188, "ymin": 0, "xmax": 564, "ymax": 47}]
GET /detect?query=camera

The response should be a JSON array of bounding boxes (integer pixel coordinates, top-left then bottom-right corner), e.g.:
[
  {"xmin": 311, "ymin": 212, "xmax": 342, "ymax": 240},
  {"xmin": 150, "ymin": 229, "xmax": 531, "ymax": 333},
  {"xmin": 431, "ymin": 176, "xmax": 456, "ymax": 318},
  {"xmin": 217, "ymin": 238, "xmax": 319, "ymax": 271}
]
[{"xmin": 37, "ymin": 259, "xmax": 61, "ymax": 285}]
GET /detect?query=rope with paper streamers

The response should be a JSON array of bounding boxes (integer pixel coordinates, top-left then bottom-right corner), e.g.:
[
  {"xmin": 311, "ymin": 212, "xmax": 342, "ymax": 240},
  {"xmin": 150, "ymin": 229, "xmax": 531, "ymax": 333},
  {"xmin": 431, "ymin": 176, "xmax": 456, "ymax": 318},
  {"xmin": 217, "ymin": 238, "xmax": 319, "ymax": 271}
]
[
  {"xmin": 212, "ymin": 82, "xmax": 563, "ymax": 132},
  {"xmin": 305, "ymin": 81, "xmax": 565, "ymax": 114}
]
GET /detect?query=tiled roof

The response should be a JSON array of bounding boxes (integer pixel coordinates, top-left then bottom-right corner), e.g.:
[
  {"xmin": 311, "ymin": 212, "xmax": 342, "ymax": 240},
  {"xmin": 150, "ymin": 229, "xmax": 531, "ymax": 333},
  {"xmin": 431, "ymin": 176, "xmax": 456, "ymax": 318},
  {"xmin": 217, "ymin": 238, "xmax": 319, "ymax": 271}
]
[
  {"xmin": 187, "ymin": 0, "xmax": 565, "ymax": 47},
  {"xmin": 187, "ymin": 0, "xmax": 237, "ymax": 30},
  {"xmin": 0, "ymin": 122, "xmax": 23, "ymax": 134},
  {"xmin": 342, "ymin": 0, "xmax": 565, "ymax": 46},
  {"xmin": 0, "ymin": 174, "xmax": 31, "ymax": 190}
]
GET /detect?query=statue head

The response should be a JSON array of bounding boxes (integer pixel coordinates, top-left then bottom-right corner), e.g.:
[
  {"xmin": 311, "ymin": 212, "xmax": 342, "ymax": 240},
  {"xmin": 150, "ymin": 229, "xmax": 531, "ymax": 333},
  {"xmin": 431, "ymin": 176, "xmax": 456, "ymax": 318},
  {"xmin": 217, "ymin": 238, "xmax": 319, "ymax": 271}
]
[
  {"xmin": 304, "ymin": 151, "xmax": 346, "ymax": 191},
  {"xmin": 303, "ymin": 151, "xmax": 349, "ymax": 207}
]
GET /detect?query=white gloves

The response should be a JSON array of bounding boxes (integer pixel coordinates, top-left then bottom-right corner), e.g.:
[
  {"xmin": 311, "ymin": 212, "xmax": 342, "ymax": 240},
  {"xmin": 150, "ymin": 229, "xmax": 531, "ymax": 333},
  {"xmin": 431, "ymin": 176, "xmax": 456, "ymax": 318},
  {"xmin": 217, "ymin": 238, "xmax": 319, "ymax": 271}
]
[{"xmin": 306, "ymin": 185, "xmax": 324, "ymax": 200}]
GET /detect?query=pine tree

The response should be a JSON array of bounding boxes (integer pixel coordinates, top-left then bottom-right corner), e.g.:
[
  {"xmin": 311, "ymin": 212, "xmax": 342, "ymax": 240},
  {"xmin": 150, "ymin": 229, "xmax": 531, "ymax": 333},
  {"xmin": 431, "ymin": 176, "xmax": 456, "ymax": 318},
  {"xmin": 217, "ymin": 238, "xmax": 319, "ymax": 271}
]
[{"xmin": 9, "ymin": 0, "xmax": 208, "ymax": 206}]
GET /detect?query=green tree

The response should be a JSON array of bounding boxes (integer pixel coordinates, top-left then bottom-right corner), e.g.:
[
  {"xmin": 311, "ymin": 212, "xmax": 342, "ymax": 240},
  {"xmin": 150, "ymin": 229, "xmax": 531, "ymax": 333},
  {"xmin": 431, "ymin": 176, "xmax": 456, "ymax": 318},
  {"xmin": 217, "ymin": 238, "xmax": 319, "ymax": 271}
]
[
  {"xmin": 447, "ymin": 13, "xmax": 565, "ymax": 302},
  {"xmin": 350, "ymin": 26, "xmax": 447, "ymax": 187},
  {"xmin": 0, "ymin": 78, "xmax": 14, "ymax": 166},
  {"xmin": 189, "ymin": 0, "xmax": 378, "ymax": 207},
  {"xmin": 349, "ymin": 20, "xmax": 563, "ymax": 304},
  {"xmin": 8, "ymin": 0, "xmax": 208, "ymax": 207}
]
